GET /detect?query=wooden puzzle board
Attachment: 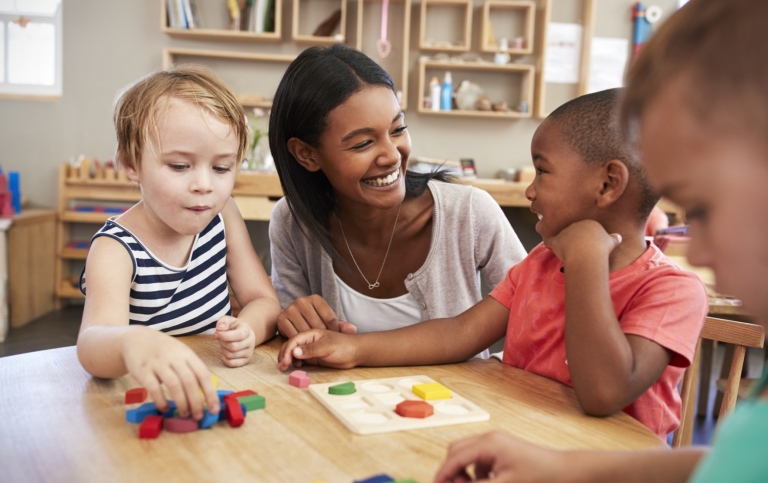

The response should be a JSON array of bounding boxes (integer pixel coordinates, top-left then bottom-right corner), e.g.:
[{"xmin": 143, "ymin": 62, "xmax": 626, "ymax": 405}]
[{"xmin": 308, "ymin": 375, "xmax": 490, "ymax": 435}]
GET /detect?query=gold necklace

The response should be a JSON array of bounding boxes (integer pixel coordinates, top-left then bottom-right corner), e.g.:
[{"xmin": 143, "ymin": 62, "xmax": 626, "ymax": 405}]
[{"xmin": 337, "ymin": 202, "xmax": 402, "ymax": 290}]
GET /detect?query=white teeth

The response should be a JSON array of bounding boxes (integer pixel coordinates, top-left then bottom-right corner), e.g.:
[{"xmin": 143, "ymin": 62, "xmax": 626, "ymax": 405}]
[
  {"xmin": 364, "ymin": 170, "xmax": 399, "ymax": 187},
  {"xmin": 537, "ymin": 214, "xmax": 543, "ymax": 220}
]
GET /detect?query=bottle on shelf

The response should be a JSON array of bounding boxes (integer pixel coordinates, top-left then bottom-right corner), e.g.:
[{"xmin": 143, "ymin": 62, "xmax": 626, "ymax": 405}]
[
  {"xmin": 429, "ymin": 77, "xmax": 441, "ymax": 112},
  {"xmin": 441, "ymin": 71, "xmax": 453, "ymax": 111}
]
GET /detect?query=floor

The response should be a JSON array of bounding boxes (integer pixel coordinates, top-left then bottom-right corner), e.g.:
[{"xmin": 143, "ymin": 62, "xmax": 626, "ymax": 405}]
[{"xmin": 1, "ymin": 307, "xmax": 763, "ymax": 446}]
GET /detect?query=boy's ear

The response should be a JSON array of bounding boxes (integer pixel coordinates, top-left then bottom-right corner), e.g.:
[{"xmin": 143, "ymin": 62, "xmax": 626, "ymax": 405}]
[
  {"xmin": 287, "ymin": 137, "xmax": 321, "ymax": 172},
  {"xmin": 596, "ymin": 159, "xmax": 629, "ymax": 208},
  {"xmin": 123, "ymin": 163, "xmax": 140, "ymax": 182}
]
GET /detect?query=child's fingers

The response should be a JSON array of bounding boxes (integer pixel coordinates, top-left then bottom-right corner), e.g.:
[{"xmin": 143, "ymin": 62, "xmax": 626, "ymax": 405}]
[
  {"xmin": 216, "ymin": 315, "xmax": 237, "ymax": 332},
  {"xmin": 215, "ymin": 322, "xmax": 249, "ymax": 343},
  {"xmin": 154, "ymin": 366, "xmax": 192, "ymax": 418},
  {"xmin": 188, "ymin": 359, "xmax": 219, "ymax": 415},
  {"xmin": 138, "ymin": 373, "xmax": 168, "ymax": 413},
  {"xmin": 277, "ymin": 331, "xmax": 317, "ymax": 370},
  {"xmin": 338, "ymin": 321, "xmax": 358, "ymax": 334},
  {"xmin": 221, "ymin": 346, "xmax": 254, "ymax": 362},
  {"xmin": 221, "ymin": 355, "xmax": 251, "ymax": 368}
]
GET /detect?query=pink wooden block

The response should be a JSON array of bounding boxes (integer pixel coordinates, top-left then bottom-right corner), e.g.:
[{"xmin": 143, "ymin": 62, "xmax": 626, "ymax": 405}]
[
  {"xmin": 165, "ymin": 417, "xmax": 199, "ymax": 434},
  {"xmin": 289, "ymin": 370, "xmax": 311, "ymax": 388}
]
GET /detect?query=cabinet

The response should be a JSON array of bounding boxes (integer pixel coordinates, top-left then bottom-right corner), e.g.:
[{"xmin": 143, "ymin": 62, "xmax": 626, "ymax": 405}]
[
  {"xmin": 419, "ymin": 0, "xmax": 473, "ymax": 52},
  {"xmin": 161, "ymin": 0, "xmax": 283, "ymax": 42}
]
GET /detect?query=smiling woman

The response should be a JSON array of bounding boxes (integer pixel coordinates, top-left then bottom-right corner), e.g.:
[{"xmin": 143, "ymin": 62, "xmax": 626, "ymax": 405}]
[{"xmin": 267, "ymin": 44, "xmax": 526, "ymax": 345}]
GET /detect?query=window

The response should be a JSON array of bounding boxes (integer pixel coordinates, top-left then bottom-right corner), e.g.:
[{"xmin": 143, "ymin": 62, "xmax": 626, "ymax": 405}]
[{"xmin": 0, "ymin": 0, "xmax": 62, "ymax": 99}]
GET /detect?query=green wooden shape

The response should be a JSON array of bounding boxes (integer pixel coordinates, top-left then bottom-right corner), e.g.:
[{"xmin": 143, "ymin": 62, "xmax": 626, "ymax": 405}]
[
  {"xmin": 328, "ymin": 381, "xmax": 356, "ymax": 395},
  {"xmin": 239, "ymin": 394, "xmax": 265, "ymax": 411}
]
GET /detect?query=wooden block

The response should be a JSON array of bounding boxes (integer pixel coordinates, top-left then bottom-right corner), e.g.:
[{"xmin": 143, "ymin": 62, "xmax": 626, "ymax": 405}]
[
  {"xmin": 395, "ymin": 400, "xmax": 434, "ymax": 419},
  {"xmin": 165, "ymin": 417, "xmax": 198, "ymax": 434},
  {"xmin": 161, "ymin": 400, "xmax": 177, "ymax": 418},
  {"xmin": 225, "ymin": 398, "xmax": 245, "ymax": 427},
  {"xmin": 354, "ymin": 474, "xmax": 395, "ymax": 483},
  {"xmin": 328, "ymin": 381, "xmax": 355, "ymax": 395},
  {"xmin": 239, "ymin": 394, "xmax": 265, "ymax": 411},
  {"xmin": 138, "ymin": 415, "xmax": 163, "ymax": 439},
  {"xmin": 412, "ymin": 382, "xmax": 451, "ymax": 401},
  {"xmin": 126, "ymin": 402, "xmax": 160, "ymax": 424},
  {"xmin": 199, "ymin": 408, "xmax": 219, "ymax": 429},
  {"xmin": 124, "ymin": 387, "xmax": 148, "ymax": 404},
  {"xmin": 309, "ymin": 375, "xmax": 489, "ymax": 435},
  {"xmin": 289, "ymin": 370, "xmax": 311, "ymax": 388}
]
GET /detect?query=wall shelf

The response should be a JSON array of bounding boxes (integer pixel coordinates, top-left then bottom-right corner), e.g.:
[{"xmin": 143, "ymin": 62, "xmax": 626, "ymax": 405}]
[
  {"xmin": 419, "ymin": 0, "xmax": 473, "ymax": 52},
  {"xmin": 417, "ymin": 59, "xmax": 534, "ymax": 119},
  {"xmin": 161, "ymin": 0, "xmax": 283, "ymax": 42},
  {"xmin": 480, "ymin": 0, "xmax": 536, "ymax": 55},
  {"xmin": 292, "ymin": 0, "xmax": 347, "ymax": 44}
]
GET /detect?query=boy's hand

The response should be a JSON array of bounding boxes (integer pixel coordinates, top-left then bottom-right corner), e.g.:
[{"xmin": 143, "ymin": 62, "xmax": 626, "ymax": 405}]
[
  {"xmin": 546, "ymin": 219, "xmax": 622, "ymax": 263},
  {"xmin": 122, "ymin": 329, "xmax": 219, "ymax": 420},
  {"xmin": 277, "ymin": 329, "xmax": 358, "ymax": 371},
  {"xmin": 214, "ymin": 316, "xmax": 256, "ymax": 367},
  {"xmin": 433, "ymin": 431, "xmax": 564, "ymax": 483},
  {"xmin": 277, "ymin": 294, "xmax": 358, "ymax": 338}
]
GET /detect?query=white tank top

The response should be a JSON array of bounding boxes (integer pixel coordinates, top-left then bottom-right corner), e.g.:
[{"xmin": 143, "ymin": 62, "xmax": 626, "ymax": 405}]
[{"xmin": 334, "ymin": 274, "xmax": 421, "ymax": 333}]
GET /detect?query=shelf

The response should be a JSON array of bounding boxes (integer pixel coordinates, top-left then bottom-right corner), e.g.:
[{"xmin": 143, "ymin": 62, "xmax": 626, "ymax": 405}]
[
  {"xmin": 419, "ymin": 0, "xmax": 473, "ymax": 53},
  {"xmin": 60, "ymin": 212, "xmax": 115, "ymax": 224},
  {"xmin": 417, "ymin": 59, "xmax": 535, "ymax": 119},
  {"xmin": 163, "ymin": 48, "xmax": 296, "ymax": 110},
  {"xmin": 480, "ymin": 1, "xmax": 536, "ymax": 55},
  {"xmin": 161, "ymin": 0, "xmax": 283, "ymax": 42},
  {"xmin": 57, "ymin": 279, "xmax": 83, "ymax": 299},
  {"xmin": 60, "ymin": 248, "xmax": 89, "ymax": 260},
  {"xmin": 292, "ymin": 0, "xmax": 346, "ymax": 44}
]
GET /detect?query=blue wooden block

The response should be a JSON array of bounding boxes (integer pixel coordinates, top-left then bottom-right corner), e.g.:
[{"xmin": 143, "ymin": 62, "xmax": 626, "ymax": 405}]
[
  {"xmin": 103, "ymin": 207, "xmax": 124, "ymax": 214},
  {"xmin": 354, "ymin": 474, "xmax": 395, "ymax": 483},
  {"xmin": 126, "ymin": 402, "xmax": 160, "ymax": 424},
  {"xmin": 217, "ymin": 389, "xmax": 234, "ymax": 404},
  {"xmin": 199, "ymin": 408, "xmax": 219, "ymax": 429},
  {"xmin": 162, "ymin": 400, "xmax": 177, "ymax": 418}
]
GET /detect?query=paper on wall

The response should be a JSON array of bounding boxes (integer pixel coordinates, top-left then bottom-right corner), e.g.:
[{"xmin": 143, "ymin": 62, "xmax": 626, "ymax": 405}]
[
  {"xmin": 544, "ymin": 23, "xmax": 582, "ymax": 84},
  {"xmin": 587, "ymin": 37, "xmax": 629, "ymax": 94}
]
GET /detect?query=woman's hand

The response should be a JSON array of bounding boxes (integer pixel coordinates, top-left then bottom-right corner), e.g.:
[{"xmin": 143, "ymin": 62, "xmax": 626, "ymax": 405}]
[
  {"xmin": 214, "ymin": 315, "xmax": 256, "ymax": 367},
  {"xmin": 277, "ymin": 294, "xmax": 358, "ymax": 337},
  {"xmin": 122, "ymin": 329, "xmax": 219, "ymax": 420}
]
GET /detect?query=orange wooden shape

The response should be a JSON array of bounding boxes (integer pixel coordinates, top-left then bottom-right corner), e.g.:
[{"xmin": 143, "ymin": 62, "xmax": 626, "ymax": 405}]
[{"xmin": 395, "ymin": 400, "xmax": 434, "ymax": 419}]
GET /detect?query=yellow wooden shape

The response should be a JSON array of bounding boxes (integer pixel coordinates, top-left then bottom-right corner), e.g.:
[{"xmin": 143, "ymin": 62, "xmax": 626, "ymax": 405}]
[{"xmin": 412, "ymin": 382, "xmax": 451, "ymax": 400}]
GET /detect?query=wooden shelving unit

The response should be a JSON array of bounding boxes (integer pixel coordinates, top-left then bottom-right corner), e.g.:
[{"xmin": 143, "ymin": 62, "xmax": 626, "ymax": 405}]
[
  {"xmin": 417, "ymin": 59, "xmax": 535, "ymax": 119},
  {"xmin": 292, "ymin": 0, "xmax": 346, "ymax": 44},
  {"xmin": 162, "ymin": 47, "xmax": 296, "ymax": 110},
  {"xmin": 54, "ymin": 163, "xmax": 140, "ymax": 307},
  {"xmin": 419, "ymin": 0, "xmax": 473, "ymax": 52},
  {"xmin": 480, "ymin": 0, "xmax": 536, "ymax": 55},
  {"xmin": 161, "ymin": 0, "xmax": 284, "ymax": 42}
]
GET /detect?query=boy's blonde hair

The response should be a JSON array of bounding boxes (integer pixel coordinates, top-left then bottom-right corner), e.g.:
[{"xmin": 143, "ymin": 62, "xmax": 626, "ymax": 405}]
[
  {"xmin": 113, "ymin": 64, "xmax": 248, "ymax": 171},
  {"xmin": 621, "ymin": 0, "xmax": 768, "ymax": 143}
]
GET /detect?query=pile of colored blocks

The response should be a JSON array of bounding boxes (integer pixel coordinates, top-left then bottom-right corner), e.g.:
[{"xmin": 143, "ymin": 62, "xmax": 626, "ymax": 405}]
[{"xmin": 124, "ymin": 386, "xmax": 265, "ymax": 439}]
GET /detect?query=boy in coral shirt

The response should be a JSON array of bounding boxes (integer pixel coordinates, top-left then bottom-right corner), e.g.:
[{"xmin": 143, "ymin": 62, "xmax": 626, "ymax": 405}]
[{"xmin": 277, "ymin": 88, "xmax": 708, "ymax": 438}]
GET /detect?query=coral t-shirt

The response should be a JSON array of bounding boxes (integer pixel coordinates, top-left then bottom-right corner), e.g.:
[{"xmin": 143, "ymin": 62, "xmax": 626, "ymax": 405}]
[{"xmin": 490, "ymin": 242, "xmax": 708, "ymax": 438}]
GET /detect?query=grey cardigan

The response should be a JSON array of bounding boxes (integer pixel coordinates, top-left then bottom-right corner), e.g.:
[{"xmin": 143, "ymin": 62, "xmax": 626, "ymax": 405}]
[{"xmin": 269, "ymin": 180, "xmax": 527, "ymax": 323}]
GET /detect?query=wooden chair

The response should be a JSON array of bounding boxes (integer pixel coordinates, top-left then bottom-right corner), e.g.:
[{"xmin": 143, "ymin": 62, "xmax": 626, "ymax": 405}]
[{"xmin": 672, "ymin": 317, "xmax": 765, "ymax": 447}]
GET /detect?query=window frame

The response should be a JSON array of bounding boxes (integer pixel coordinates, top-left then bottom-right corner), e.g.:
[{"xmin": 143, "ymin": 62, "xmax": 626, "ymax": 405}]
[{"xmin": 0, "ymin": 2, "xmax": 63, "ymax": 100}]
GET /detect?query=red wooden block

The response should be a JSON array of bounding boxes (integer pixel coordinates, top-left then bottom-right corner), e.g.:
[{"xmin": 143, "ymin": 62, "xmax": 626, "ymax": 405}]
[
  {"xmin": 165, "ymin": 417, "xmax": 199, "ymax": 434},
  {"xmin": 125, "ymin": 387, "xmax": 148, "ymax": 404},
  {"xmin": 225, "ymin": 398, "xmax": 245, "ymax": 427},
  {"xmin": 395, "ymin": 400, "xmax": 434, "ymax": 419},
  {"xmin": 223, "ymin": 389, "xmax": 257, "ymax": 402},
  {"xmin": 139, "ymin": 415, "xmax": 163, "ymax": 439}
]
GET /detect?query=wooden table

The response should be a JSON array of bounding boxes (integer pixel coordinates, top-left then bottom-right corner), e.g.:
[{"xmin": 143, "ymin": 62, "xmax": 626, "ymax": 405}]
[{"xmin": 0, "ymin": 337, "xmax": 665, "ymax": 482}]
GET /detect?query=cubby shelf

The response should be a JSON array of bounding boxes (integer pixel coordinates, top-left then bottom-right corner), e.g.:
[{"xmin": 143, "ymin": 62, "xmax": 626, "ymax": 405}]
[
  {"xmin": 292, "ymin": 0, "xmax": 347, "ymax": 44},
  {"xmin": 417, "ymin": 59, "xmax": 535, "ymax": 119},
  {"xmin": 161, "ymin": 0, "xmax": 284, "ymax": 42},
  {"xmin": 480, "ymin": 0, "xmax": 536, "ymax": 55},
  {"xmin": 419, "ymin": 0, "xmax": 473, "ymax": 52}
]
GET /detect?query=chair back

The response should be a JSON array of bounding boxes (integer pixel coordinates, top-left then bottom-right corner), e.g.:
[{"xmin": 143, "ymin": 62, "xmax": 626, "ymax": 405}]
[{"xmin": 672, "ymin": 317, "xmax": 765, "ymax": 447}]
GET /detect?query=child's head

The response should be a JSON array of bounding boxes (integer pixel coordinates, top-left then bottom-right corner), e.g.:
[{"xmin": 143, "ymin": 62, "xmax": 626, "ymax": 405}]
[
  {"xmin": 113, "ymin": 64, "xmax": 248, "ymax": 172},
  {"xmin": 621, "ymin": 0, "xmax": 768, "ymax": 319},
  {"xmin": 527, "ymin": 88, "xmax": 658, "ymax": 241},
  {"xmin": 269, "ymin": 44, "xmax": 400, "ymax": 248}
]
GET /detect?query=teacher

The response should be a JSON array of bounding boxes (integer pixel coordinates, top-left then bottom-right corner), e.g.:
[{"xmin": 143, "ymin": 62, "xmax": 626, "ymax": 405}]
[{"xmin": 268, "ymin": 44, "xmax": 526, "ymax": 356}]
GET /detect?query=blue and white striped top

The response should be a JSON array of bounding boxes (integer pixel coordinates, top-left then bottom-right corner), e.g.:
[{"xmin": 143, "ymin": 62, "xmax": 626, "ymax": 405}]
[{"xmin": 80, "ymin": 214, "xmax": 231, "ymax": 335}]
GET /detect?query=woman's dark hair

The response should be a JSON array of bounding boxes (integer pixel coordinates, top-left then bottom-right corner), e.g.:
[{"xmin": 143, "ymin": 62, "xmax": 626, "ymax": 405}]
[{"xmin": 269, "ymin": 43, "xmax": 451, "ymax": 257}]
